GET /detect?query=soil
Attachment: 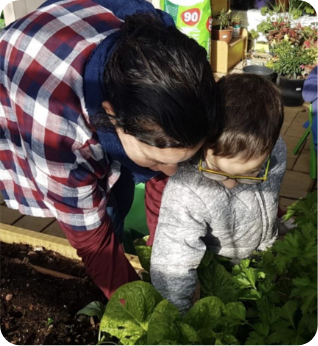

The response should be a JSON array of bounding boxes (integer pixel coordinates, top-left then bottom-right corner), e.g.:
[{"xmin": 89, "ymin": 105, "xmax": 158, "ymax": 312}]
[{"xmin": 0, "ymin": 242, "xmax": 107, "ymax": 345}]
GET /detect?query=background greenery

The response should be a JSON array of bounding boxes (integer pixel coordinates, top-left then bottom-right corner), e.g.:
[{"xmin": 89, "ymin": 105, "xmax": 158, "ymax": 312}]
[{"xmin": 0, "ymin": 10, "xmax": 5, "ymax": 30}]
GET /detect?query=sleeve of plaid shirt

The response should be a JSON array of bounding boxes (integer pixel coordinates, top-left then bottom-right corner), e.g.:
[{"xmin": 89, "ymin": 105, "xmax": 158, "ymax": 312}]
[
  {"xmin": 52, "ymin": 148, "xmax": 140, "ymax": 298},
  {"xmin": 0, "ymin": 0, "xmax": 140, "ymax": 298},
  {"xmin": 0, "ymin": 80, "xmax": 139, "ymax": 298}
]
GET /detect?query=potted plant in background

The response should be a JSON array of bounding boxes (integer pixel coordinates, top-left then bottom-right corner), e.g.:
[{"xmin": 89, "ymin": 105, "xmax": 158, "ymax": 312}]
[
  {"xmin": 288, "ymin": 0, "xmax": 316, "ymax": 18},
  {"xmin": 231, "ymin": 12, "xmax": 242, "ymax": 38},
  {"xmin": 266, "ymin": 24, "xmax": 318, "ymax": 106},
  {"xmin": 255, "ymin": 0, "xmax": 311, "ymax": 51},
  {"xmin": 244, "ymin": 3, "xmax": 317, "ymax": 96},
  {"xmin": 249, "ymin": 29, "xmax": 259, "ymax": 49},
  {"xmin": 246, "ymin": 29, "xmax": 273, "ymax": 68},
  {"xmin": 212, "ymin": 8, "xmax": 233, "ymax": 44},
  {"xmin": 259, "ymin": 0, "xmax": 316, "ymax": 19}
]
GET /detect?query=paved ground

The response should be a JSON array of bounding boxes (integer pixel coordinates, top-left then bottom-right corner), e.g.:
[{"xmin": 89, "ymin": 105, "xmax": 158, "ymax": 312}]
[{"xmin": 0, "ymin": 63, "xmax": 317, "ymax": 238}]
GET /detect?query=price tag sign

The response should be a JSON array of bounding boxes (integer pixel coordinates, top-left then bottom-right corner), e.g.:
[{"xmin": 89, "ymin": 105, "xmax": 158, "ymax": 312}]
[{"xmin": 181, "ymin": 8, "xmax": 200, "ymax": 26}]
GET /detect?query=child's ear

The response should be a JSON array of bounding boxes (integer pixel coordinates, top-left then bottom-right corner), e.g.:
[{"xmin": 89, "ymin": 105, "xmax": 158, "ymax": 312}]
[
  {"xmin": 102, "ymin": 101, "xmax": 115, "ymax": 116},
  {"xmin": 204, "ymin": 147, "xmax": 214, "ymax": 159}
]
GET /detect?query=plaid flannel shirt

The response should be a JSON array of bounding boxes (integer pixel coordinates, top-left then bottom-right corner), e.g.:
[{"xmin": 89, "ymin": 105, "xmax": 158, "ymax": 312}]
[
  {"xmin": 0, "ymin": 0, "xmax": 176, "ymax": 297},
  {"xmin": 0, "ymin": 0, "xmax": 123, "ymax": 231},
  {"xmin": 0, "ymin": 0, "xmax": 144, "ymax": 298}
]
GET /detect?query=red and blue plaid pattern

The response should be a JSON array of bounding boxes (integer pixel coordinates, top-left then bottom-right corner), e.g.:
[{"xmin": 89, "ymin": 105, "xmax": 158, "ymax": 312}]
[{"xmin": 0, "ymin": 0, "xmax": 122, "ymax": 231}]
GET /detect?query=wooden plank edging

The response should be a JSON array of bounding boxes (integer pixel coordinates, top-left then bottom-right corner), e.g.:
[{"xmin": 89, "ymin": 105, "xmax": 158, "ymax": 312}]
[{"xmin": 0, "ymin": 222, "xmax": 143, "ymax": 271}]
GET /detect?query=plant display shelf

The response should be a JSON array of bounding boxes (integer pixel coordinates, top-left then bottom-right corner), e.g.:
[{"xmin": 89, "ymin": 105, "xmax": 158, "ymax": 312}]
[{"xmin": 210, "ymin": 27, "xmax": 248, "ymax": 73}]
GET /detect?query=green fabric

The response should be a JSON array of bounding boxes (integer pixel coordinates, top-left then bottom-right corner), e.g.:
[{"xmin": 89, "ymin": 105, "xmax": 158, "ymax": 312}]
[{"xmin": 123, "ymin": 183, "xmax": 149, "ymax": 254}]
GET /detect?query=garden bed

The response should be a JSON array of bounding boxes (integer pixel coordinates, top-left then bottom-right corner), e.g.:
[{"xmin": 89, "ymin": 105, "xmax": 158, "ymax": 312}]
[
  {"xmin": 1, "ymin": 193, "xmax": 316, "ymax": 345},
  {"xmin": 0, "ymin": 242, "xmax": 106, "ymax": 345}
]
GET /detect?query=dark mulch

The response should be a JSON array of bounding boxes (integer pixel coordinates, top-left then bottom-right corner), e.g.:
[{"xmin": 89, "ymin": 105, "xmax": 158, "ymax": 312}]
[{"xmin": 0, "ymin": 242, "xmax": 107, "ymax": 345}]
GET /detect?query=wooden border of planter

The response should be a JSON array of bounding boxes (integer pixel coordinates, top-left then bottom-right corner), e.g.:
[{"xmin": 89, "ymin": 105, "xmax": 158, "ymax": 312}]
[{"xmin": 0, "ymin": 222, "xmax": 143, "ymax": 272}]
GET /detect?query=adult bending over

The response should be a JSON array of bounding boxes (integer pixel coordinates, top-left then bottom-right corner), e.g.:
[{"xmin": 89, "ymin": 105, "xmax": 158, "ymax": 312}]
[{"xmin": 0, "ymin": 0, "xmax": 219, "ymax": 298}]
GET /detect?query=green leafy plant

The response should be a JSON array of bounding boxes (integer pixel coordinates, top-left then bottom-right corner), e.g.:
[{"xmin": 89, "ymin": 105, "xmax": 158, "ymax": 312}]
[
  {"xmin": 257, "ymin": 16, "xmax": 277, "ymax": 35},
  {"xmin": 46, "ymin": 317, "xmax": 54, "ymax": 327},
  {"xmin": 77, "ymin": 301, "xmax": 106, "ymax": 321},
  {"xmin": 258, "ymin": 0, "xmax": 309, "ymax": 35},
  {"xmin": 199, "ymin": 192, "xmax": 317, "ymax": 345},
  {"xmin": 231, "ymin": 12, "xmax": 242, "ymax": 25},
  {"xmin": 76, "ymin": 301, "xmax": 117, "ymax": 345},
  {"xmin": 260, "ymin": 0, "xmax": 314, "ymax": 17},
  {"xmin": 256, "ymin": 7, "xmax": 318, "ymax": 79},
  {"xmin": 266, "ymin": 38, "xmax": 316, "ymax": 78},
  {"xmin": 134, "ymin": 236, "xmax": 152, "ymax": 282},
  {"xmin": 249, "ymin": 29, "xmax": 260, "ymax": 40},
  {"xmin": 289, "ymin": 0, "xmax": 316, "ymax": 18},
  {"xmin": 80, "ymin": 193, "xmax": 317, "ymax": 345},
  {"xmin": 0, "ymin": 11, "xmax": 5, "ymax": 31},
  {"xmin": 217, "ymin": 8, "xmax": 231, "ymax": 30},
  {"xmin": 134, "ymin": 236, "xmax": 152, "ymax": 273},
  {"xmin": 99, "ymin": 281, "xmax": 247, "ymax": 345}
]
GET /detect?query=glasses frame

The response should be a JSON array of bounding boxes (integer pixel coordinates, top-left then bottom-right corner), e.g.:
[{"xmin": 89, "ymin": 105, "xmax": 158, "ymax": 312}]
[{"xmin": 198, "ymin": 156, "xmax": 271, "ymax": 184}]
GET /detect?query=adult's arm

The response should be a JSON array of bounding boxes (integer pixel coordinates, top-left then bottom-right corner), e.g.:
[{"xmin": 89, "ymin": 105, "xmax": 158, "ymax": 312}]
[
  {"xmin": 18, "ymin": 126, "xmax": 139, "ymax": 299},
  {"xmin": 145, "ymin": 173, "xmax": 169, "ymax": 245},
  {"xmin": 150, "ymin": 174, "xmax": 208, "ymax": 313},
  {"xmin": 32, "ymin": 143, "xmax": 140, "ymax": 298},
  {"xmin": 61, "ymin": 213, "xmax": 139, "ymax": 298}
]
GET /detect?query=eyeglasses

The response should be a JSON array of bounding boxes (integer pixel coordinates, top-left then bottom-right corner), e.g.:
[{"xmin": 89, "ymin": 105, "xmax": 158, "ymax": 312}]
[{"xmin": 198, "ymin": 156, "xmax": 271, "ymax": 185}]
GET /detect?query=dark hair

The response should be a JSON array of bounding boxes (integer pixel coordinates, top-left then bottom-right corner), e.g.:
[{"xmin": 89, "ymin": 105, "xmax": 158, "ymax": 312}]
[
  {"xmin": 93, "ymin": 13, "xmax": 219, "ymax": 148},
  {"xmin": 206, "ymin": 73, "xmax": 284, "ymax": 159}
]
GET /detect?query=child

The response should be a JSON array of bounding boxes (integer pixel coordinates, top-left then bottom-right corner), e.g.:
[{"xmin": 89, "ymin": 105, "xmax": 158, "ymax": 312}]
[{"xmin": 150, "ymin": 74, "xmax": 287, "ymax": 313}]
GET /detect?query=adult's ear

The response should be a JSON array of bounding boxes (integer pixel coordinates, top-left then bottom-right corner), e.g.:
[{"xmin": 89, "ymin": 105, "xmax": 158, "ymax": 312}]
[{"xmin": 102, "ymin": 101, "xmax": 115, "ymax": 116}]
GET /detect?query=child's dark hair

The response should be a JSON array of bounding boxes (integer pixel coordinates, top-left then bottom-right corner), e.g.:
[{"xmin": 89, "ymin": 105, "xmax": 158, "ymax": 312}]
[
  {"xmin": 93, "ymin": 13, "xmax": 219, "ymax": 149},
  {"xmin": 206, "ymin": 74, "xmax": 284, "ymax": 159}
]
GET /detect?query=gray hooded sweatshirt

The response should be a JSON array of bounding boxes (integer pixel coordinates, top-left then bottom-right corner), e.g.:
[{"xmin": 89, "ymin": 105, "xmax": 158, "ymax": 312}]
[{"xmin": 150, "ymin": 137, "xmax": 287, "ymax": 313}]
